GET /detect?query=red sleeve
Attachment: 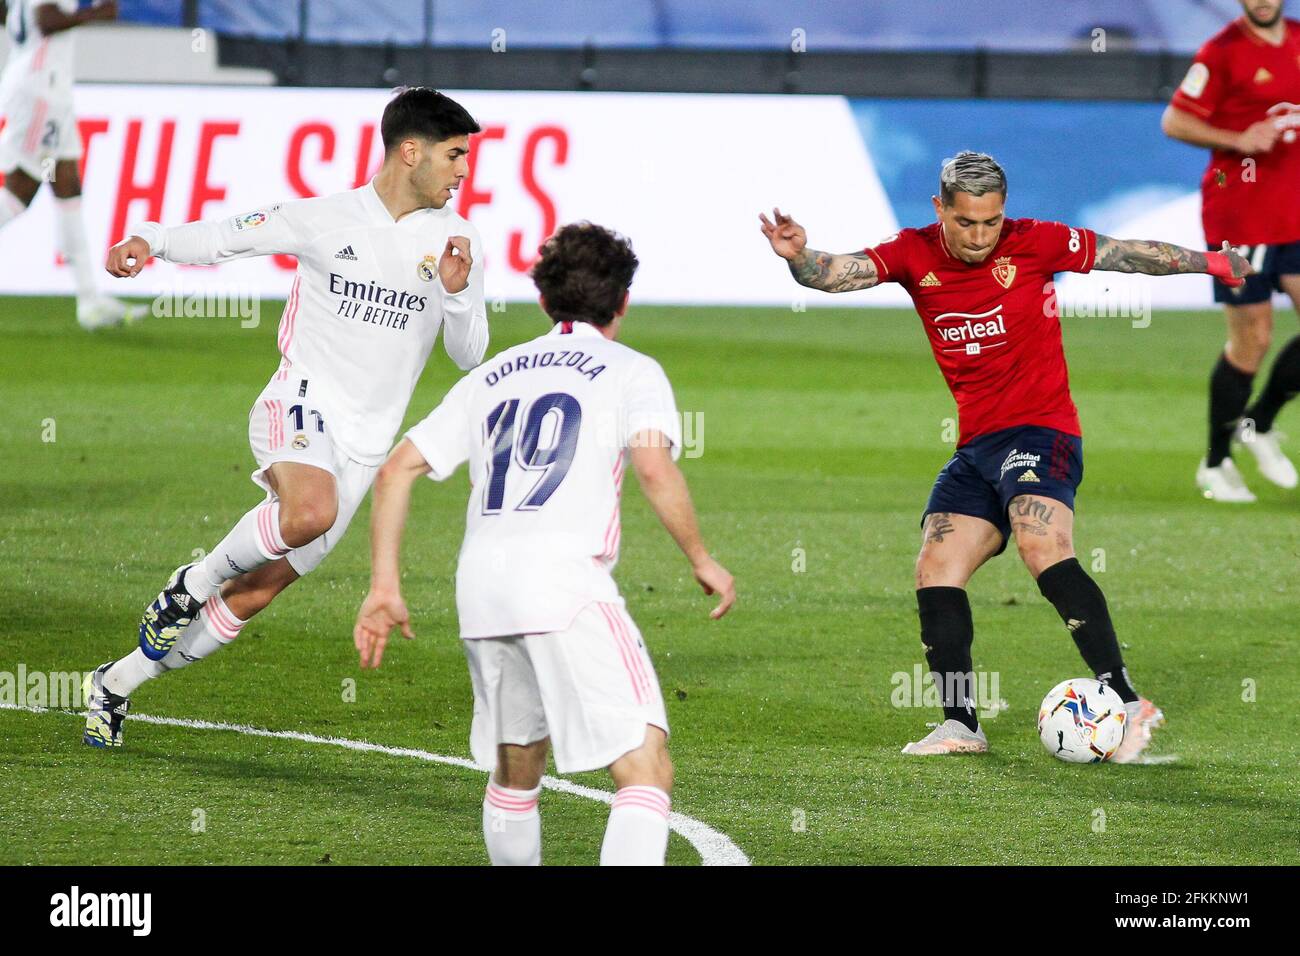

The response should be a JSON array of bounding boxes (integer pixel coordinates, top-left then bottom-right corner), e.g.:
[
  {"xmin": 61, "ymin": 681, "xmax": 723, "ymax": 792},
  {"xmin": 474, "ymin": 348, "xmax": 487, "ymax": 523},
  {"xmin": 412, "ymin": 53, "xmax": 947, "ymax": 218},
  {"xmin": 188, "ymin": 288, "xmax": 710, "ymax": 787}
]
[
  {"xmin": 863, "ymin": 230, "xmax": 913, "ymax": 285},
  {"xmin": 1035, "ymin": 221, "xmax": 1096, "ymax": 274},
  {"xmin": 1169, "ymin": 41, "xmax": 1226, "ymax": 121}
]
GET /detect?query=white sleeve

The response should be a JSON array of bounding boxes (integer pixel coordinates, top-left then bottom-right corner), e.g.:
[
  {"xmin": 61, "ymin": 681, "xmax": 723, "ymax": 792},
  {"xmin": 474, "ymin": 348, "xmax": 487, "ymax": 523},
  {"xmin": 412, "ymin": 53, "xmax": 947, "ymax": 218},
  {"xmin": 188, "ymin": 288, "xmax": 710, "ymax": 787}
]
[
  {"xmin": 623, "ymin": 357, "xmax": 682, "ymax": 461},
  {"xmin": 130, "ymin": 201, "xmax": 309, "ymax": 266},
  {"xmin": 440, "ymin": 223, "xmax": 489, "ymax": 371},
  {"xmin": 405, "ymin": 374, "xmax": 475, "ymax": 481}
]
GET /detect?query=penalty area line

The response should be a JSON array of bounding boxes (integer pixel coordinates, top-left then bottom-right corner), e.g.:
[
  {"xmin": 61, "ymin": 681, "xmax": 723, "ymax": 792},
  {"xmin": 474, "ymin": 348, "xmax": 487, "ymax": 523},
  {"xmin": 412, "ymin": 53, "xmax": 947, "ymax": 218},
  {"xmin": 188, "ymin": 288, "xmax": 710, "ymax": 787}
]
[{"xmin": 1, "ymin": 702, "xmax": 750, "ymax": 866}]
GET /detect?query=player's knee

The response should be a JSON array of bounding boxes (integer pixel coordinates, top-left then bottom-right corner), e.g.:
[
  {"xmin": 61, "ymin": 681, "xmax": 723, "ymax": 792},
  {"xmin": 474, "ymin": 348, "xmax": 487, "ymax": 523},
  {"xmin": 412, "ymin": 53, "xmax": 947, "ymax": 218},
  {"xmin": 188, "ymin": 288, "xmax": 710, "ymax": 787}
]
[
  {"xmin": 278, "ymin": 499, "xmax": 337, "ymax": 548},
  {"xmin": 1016, "ymin": 535, "xmax": 1070, "ymax": 578},
  {"xmin": 915, "ymin": 549, "xmax": 963, "ymax": 588},
  {"xmin": 611, "ymin": 728, "xmax": 673, "ymax": 793}
]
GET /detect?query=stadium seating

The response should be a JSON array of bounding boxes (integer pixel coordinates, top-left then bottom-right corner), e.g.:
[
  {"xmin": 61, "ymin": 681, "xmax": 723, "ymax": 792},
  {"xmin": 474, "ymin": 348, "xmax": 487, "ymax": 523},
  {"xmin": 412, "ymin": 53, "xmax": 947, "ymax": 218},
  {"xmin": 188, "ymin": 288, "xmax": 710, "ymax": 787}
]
[{"xmin": 117, "ymin": 0, "xmax": 1246, "ymax": 53}]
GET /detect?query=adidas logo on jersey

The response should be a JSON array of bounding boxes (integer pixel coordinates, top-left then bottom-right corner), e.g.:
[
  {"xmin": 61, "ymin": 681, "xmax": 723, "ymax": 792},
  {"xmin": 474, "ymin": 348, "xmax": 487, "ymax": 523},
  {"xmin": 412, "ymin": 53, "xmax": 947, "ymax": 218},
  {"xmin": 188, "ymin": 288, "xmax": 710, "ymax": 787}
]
[
  {"xmin": 920, "ymin": 271, "xmax": 941, "ymax": 287},
  {"xmin": 1018, "ymin": 468, "xmax": 1040, "ymax": 482},
  {"xmin": 334, "ymin": 245, "xmax": 359, "ymax": 261}
]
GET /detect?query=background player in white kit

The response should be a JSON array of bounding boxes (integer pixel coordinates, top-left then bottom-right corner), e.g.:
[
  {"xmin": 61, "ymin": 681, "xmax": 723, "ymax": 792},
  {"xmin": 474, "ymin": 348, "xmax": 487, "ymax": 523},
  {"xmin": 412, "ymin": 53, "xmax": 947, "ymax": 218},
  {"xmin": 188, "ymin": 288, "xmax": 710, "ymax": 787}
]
[
  {"xmin": 81, "ymin": 88, "xmax": 489, "ymax": 747},
  {"xmin": 353, "ymin": 223, "xmax": 736, "ymax": 866},
  {"xmin": 0, "ymin": 0, "xmax": 132, "ymax": 328}
]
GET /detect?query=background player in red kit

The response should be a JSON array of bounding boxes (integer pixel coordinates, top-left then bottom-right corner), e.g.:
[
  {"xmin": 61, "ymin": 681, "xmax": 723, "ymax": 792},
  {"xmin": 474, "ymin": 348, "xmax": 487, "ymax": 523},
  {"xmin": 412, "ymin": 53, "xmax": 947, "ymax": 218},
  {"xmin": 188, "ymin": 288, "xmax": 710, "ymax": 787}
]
[
  {"xmin": 1163, "ymin": 0, "xmax": 1300, "ymax": 502},
  {"xmin": 760, "ymin": 151, "xmax": 1252, "ymax": 761}
]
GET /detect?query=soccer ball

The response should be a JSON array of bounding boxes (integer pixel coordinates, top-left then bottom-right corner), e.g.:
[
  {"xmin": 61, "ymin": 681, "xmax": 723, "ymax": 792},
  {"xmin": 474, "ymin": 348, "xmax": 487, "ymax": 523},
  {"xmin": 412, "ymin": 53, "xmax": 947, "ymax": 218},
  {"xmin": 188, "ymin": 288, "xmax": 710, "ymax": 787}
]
[{"xmin": 1037, "ymin": 678, "xmax": 1127, "ymax": 763}]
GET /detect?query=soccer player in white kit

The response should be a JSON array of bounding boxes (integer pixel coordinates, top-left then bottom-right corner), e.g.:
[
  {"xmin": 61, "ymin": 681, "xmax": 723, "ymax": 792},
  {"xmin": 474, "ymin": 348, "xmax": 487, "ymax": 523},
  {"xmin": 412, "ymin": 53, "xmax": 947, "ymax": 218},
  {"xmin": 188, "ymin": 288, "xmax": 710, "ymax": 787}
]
[
  {"xmin": 82, "ymin": 88, "xmax": 489, "ymax": 747},
  {"xmin": 353, "ymin": 223, "xmax": 736, "ymax": 866},
  {"xmin": 0, "ymin": 0, "xmax": 132, "ymax": 328}
]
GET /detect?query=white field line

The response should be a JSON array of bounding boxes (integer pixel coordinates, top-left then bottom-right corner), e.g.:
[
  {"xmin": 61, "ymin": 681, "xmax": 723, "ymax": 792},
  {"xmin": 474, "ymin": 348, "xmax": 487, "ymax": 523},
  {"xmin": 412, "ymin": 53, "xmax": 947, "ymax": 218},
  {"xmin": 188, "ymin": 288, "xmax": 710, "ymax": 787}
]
[{"xmin": 2, "ymin": 702, "xmax": 750, "ymax": 866}]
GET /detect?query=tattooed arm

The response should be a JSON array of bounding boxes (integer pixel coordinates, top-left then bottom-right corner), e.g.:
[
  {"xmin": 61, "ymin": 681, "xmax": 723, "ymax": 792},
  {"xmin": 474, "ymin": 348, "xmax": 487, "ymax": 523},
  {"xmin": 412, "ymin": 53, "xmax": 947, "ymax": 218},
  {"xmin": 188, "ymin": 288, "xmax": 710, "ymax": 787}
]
[
  {"xmin": 787, "ymin": 248, "xmax": 880, "ymax": 293},
  {"xmin": 1093, "ymin": 234, "xmax": 1252, "ymax": 280},
  {"xmin": 759, "ymin": 208, "xmax": 881, "ymax": 293}
]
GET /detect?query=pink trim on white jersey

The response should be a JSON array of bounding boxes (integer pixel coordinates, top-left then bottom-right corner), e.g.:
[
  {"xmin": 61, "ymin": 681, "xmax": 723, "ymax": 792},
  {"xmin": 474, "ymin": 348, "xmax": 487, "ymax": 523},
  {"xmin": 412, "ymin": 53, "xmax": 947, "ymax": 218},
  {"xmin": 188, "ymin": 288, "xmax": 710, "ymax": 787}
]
[
  {"xmin": 23, "ymin": 98, "xmax": 47, "ymax": 154},
  {"xmin": 599, "ymin": 452, "xmax": 626, "ymax": 562},
  {"xmin": 275, "ymin": 276, "xmax": 302, "ymax": 378},
  {"xmin": 29, "ymin": 40, "xmax": 48, "ymax": 73}
]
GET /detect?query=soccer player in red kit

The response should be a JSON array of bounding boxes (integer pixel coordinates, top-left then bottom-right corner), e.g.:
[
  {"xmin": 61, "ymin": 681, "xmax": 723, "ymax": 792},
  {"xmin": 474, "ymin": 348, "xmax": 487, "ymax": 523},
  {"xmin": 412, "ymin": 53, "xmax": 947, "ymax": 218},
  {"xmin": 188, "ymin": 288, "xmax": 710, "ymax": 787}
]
[
  {"xmin": 1163, "ymin": 0, "xmax": 1300, "ymax": 501},
  {"xmin": 760, "ymin": 151, "xmax": 1252, "ymax": 761}
]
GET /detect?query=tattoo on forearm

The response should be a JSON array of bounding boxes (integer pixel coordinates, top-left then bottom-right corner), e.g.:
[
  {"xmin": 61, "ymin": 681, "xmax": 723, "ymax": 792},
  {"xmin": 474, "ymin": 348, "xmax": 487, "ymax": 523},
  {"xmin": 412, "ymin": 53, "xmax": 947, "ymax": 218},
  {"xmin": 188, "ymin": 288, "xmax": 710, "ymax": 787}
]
[
  {"xmin": 1093, "ymin": 235, "xmax": 1209, "ymax": 276},
  {"xmin": 925, "ymin": 513, "xmax": 956, "ymax": 543},
  {"xmin": 789, "ymin": 249, "xmax": 878, "ymax": 292}
]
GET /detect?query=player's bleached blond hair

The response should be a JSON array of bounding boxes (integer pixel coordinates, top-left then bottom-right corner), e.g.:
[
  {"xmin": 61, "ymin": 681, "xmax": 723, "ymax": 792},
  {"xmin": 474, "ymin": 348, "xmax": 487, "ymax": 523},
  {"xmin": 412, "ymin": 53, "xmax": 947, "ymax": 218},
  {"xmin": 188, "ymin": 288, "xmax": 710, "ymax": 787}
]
[{"xmin": 939, "ymin": 151, "xmax": 1007, "ymax": 206}]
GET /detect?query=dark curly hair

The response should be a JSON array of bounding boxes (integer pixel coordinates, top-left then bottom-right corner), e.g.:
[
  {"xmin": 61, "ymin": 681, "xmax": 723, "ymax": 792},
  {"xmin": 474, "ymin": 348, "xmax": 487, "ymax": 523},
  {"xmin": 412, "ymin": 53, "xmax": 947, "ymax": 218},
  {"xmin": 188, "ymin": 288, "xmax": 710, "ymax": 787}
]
[{"xmin": 529, "ymin": 222, "xmax": 639, "ymax": 327}]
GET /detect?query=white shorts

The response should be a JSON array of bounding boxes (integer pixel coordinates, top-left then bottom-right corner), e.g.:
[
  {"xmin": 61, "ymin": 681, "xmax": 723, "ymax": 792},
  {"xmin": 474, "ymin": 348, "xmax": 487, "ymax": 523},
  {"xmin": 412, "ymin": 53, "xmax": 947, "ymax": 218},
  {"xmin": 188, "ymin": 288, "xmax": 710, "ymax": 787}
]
[
  {"xmin": 0, "ymin": 88, "xmax": 81, "ymax": 179},
  {"xmin": 462, "ymin": 601, "xmax": 669, "ymax": 775},
  {"xmin": 247, "ymin": 374, "xmax": 378, "ymax": 576}
]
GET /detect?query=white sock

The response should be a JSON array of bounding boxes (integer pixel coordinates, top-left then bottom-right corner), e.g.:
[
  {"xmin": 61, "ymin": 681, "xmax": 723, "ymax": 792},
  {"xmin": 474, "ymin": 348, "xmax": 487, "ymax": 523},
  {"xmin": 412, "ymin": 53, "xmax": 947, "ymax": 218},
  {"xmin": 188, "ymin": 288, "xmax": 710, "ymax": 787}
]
[
  {"xmin": 55, "ymin": 196, "xmax": 98, "ymax": 301},
  {"xmin": 482, "ymin": 781, "xmax": 541, "ymax": 866},
  {"xmin": 162, "ymin": 592, "xmax": 245, "ymax": 668},
  {"xmin": 0, "ymin": 187, "xmax": 27, "ymax": 229},
  {"xmin": 102, "ymin": 648, "xmax": 165, "ymax": 697},
  {"xmin": 190, "ymin": 499, "xmax": 289, "ymax": 602},
  {"xmin": 103, "ymin": 593, "xmax": 246, "ymax": 696},
  {"xmin": 600, "ymin": 786, "xmax": 670, "ymax": 866}
]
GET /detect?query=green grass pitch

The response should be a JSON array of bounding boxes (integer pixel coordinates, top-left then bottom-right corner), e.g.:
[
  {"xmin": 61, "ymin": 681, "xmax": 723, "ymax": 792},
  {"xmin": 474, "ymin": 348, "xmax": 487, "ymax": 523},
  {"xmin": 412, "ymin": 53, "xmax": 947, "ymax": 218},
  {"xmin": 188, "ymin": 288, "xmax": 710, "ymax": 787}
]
[{"xmin": 1, "ymin": 294, "xmax": 1297, "ymax": 865}]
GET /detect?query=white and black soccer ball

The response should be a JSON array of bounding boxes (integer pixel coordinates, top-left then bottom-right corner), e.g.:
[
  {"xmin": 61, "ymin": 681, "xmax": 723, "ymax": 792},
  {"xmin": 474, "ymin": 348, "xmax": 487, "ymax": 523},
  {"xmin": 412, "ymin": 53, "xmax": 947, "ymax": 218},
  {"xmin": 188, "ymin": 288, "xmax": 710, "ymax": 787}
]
[{"xmin": 1037, "ymin": 678, "xmax": 1126, "ymax": 763}]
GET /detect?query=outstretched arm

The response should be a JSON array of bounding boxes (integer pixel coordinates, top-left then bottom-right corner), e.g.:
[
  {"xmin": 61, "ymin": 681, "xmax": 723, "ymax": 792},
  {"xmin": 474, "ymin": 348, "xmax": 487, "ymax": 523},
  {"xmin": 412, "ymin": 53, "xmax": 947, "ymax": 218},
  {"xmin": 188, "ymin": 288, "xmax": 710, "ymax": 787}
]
[
  {"xmin": 106, "ymin": 203, "xmax": 307, "ymax": 276},
  {"xmin": 1093, "ymin": 234, "xmax": 1252, "ymax": 284},
  {"xmin": 759, "ymin": 208, "xmax": 880, "ymax": 293}
]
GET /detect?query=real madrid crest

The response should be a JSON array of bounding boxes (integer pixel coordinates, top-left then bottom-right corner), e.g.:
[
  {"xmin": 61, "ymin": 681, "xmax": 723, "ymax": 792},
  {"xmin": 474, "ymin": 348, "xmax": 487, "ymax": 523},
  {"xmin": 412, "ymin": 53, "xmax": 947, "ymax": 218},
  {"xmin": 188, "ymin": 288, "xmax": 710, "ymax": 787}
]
[
  {"xmin": 991, "ymin": 256, "xmax": 1016, "ymax": 290},
  {"xmin": 417, "ymin": 254, "xmax": 438, "ymax": 282},
  {"xmin": 291, "ymin": 434, "xmax": 309, "ymax": 450}
]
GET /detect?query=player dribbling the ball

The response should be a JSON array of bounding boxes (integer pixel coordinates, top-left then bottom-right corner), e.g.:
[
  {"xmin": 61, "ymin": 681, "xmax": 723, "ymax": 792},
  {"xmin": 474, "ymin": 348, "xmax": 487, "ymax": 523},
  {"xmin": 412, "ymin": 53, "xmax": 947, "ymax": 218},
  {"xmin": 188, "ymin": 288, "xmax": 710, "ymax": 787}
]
[{"xmin": 762, "ymin": 151, "xmax": 1253, "ymax": 761}]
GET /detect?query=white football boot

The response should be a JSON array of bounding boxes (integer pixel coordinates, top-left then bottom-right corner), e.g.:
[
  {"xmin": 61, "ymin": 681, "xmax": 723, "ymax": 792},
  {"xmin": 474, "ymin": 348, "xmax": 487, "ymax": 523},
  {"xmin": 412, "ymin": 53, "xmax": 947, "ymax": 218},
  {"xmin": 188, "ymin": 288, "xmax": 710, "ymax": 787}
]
[
  {"xmin": 1195, "ymin": 457, "xmax": 1256, "ymax": 503},
  {"xmin": 76, "ymin": 296, "xmax": 136, "ymax": 331},
  {"xmin": 901, "ymin": 719, "xmax": 988, "ymax": 755},
  {"xmin": 1237, "ymin": 425, "xmax": 1298, "ymax": 489},
  {"xmin": 1111, "ymin": 698, "xmax": 1165, "ymax": 764}
]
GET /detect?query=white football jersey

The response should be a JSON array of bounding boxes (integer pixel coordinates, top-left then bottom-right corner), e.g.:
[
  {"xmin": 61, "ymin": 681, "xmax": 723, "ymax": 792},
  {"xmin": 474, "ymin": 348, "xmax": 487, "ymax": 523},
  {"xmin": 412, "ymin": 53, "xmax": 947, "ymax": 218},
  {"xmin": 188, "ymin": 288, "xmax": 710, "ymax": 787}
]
[
  {"xmin": 406, "ymin": 321, "xmax": 682, "ymax": 638},
  {"xmin": 131, "ymin": 181, "xmax": 488, "ymax": 465},
  {"xmin": 1, "ymin": 0, "xmax": 80, "ymax": 100}
]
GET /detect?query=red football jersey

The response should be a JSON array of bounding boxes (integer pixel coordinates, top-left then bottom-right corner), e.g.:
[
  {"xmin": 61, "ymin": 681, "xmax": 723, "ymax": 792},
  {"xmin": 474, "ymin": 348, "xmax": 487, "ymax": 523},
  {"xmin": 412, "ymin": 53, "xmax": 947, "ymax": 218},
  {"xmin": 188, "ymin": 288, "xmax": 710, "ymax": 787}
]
[
  {"xmin": 865, "ymin": 219, "xmax": 1095, "ymax": 447},
  {"xmin": 1169, "ymin": 17, "xmax": 1300, "ymax": 246}
]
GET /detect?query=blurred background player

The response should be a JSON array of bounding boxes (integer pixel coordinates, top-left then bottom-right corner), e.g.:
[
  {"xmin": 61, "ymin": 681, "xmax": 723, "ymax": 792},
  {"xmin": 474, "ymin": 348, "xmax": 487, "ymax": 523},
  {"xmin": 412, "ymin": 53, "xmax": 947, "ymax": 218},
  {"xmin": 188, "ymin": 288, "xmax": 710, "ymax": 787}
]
[
  {"xmin": 0, "ymin": 0, "xmax": 132, "ymax": 329},
  {"xmin": 81, "ymin": 88, "xmax": 488, "ymax": 748},
  {"xmin": 1163, "ymin": 0, "xmax": 1300, "ymax": 501},
  {"xmin": 762, "ymin": 151, "xmax": 1251, "ymax": 762},
  {"xmin": 353, "ymin": 223, "xmax": 736, "ymax": 866}
]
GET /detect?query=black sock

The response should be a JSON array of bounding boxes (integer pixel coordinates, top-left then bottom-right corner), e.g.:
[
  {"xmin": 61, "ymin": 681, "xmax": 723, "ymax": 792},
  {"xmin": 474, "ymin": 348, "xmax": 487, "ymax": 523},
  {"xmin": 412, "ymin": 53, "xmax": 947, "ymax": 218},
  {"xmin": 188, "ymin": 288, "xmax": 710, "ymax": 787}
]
[
  {"xmin": 1244, "ymin": 334, "xmax": 1300, "ymax": 434},
  {"xmin": 1208, "ymin": 352, "xmax": 1255, "ymax": 466},
  {"xmin": 1036, "ymin": 558, "xmax": 1138, "ymax": 703},
  {"xmin": 916, "ymin": 586, "xmax": 978, "ymax": 731}
]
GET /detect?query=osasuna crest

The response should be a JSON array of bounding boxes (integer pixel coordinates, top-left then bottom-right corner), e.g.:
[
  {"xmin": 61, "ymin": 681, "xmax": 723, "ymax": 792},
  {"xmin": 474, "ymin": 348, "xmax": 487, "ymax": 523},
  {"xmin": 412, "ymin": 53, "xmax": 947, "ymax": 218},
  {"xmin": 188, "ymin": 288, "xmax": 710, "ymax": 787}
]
[
  {"xmin": 417, "ymin": 254, "xmax": 438, "ymax": 282},
  {"xmin": 991, "ymin": 256, "xmax": 1016, "ymax": 289}
]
